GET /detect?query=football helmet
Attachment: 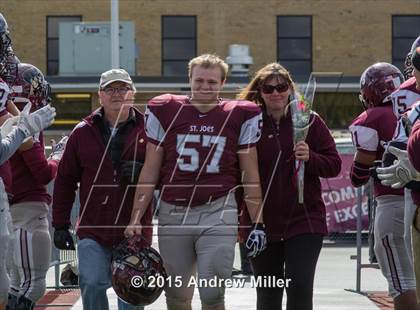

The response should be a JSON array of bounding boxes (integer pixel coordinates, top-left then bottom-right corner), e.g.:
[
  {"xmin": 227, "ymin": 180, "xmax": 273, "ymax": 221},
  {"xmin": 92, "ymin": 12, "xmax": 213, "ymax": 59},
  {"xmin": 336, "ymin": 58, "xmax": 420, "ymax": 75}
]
[
  {"xmin": 359, "ymin": 62, "xmax": 404, "ymax": 110},
  {"xmin": 0, "ymin": 14, "xmax": 12, "ymax": 64},
  {"xmin": 0, "ymin": 53, "xmax": 20, "ymax": 85},
  {"xmin": 404, "ymin": 36, "xmax": 420, "ymax": 79},
  {"xmin": 9, "ymin": 63, "xmax": 51, "ymax": 110},
  {"xmin": 111, "ymin": 236, "xmax": 166, "ymax": 306}
]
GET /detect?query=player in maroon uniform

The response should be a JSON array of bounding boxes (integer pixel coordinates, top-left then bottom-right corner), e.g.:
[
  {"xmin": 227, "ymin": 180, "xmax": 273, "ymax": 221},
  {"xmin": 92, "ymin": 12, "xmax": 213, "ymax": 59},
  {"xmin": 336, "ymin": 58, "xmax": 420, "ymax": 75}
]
[
  {"xmin": 376, "ymin": 47, "xmax": 420, "ymax": 304},
  {"xmin": 408, "ymin": 120, "xmax": 420, "ymax": 303},
  {"xmin": 237, "ymin": 63, "xmax": 341, "ymax": 310},
  {"xmin": 125, "ymin": 54, "xmax": 265, "ymax": 310},
  {"xmin": 0, "ymin": 14, "xmax": 55, "ymax": 309},
  {"xmin": 349, "ymin": 62, "xmax": 418, "ymax": 309},
  {"xmin": 391, "ymin": 36, "xmax": 420, "ymax": 118},
  {"xmin": 391, "ymin": 72, "xmax": 420, "ymax": 118},
  {"xmin": 378, "ymin": 104, "xmax": 420, "ymax": 304},
  {"xmin": 387, "ymin": 39, "xmax": 420, "ymax": 273},
  {"xmin": 0, "ymin": 81, "xmax": 55, "ymax": 310},
  {"xmin": 5, "ymin": 63, "xmax": 62, "ymax": 310}
]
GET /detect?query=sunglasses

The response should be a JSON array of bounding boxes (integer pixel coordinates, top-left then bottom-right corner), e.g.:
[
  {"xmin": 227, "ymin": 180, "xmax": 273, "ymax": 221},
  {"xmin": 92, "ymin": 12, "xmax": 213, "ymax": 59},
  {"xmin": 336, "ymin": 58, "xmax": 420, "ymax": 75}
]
[{"xmin": 261, "ymin": 83, "xmax": 289, "ymax": 94}]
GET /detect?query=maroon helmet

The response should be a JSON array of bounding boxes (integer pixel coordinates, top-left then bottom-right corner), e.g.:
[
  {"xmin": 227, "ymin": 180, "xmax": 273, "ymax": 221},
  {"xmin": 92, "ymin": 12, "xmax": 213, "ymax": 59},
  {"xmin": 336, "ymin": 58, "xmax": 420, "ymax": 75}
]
[
  {"xmin": 404, "ymin": 36, "xmax": 420, "ymax": 79},
  {"xmin": 111, "ymin": 236, "xmax": 166, "ymax": 306},
  {"xmin": 359, "ymin": 62, "xmax": 404, "ymax": 110},
  {"xmin": 9, "ymin": 63, "xmax": 51, "ymax": 110}
]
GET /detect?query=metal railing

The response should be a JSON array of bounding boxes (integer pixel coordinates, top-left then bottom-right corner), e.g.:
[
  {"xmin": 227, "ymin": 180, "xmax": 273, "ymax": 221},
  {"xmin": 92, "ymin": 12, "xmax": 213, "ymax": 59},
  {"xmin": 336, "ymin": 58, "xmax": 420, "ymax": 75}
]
[{"xmin": 347, "ymin": 179, "xmax": 379, "ymax": 295}]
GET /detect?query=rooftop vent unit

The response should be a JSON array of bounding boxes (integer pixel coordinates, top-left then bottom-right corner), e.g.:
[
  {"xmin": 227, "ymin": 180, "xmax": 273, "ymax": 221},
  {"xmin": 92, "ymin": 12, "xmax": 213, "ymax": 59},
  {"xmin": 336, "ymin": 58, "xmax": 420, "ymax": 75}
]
[{"xmin": 226, "ymin": 44, "xmax": 253, "ymax": 77}]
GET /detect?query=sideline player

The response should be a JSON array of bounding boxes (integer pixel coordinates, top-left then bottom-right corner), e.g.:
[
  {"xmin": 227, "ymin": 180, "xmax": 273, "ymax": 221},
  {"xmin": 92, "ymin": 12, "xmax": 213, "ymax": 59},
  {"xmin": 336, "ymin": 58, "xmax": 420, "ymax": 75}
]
[
  {"xmin": 6, "ymin": 63, "xmax": 61, "ymax": 310},
  {"xmin": 388, "ymin": 38, "xmax": 420, "ymax": 259},
  {"xmin": 0, "ymin": 88, "xmax": 55, "ymax": 310},
  {"xmin": 349, "ymin": 62, "xmax": 418, "ymax": 309},
  {"xmin": 0, "ymin": 13, "xmax": 56, "ymax": 310}
]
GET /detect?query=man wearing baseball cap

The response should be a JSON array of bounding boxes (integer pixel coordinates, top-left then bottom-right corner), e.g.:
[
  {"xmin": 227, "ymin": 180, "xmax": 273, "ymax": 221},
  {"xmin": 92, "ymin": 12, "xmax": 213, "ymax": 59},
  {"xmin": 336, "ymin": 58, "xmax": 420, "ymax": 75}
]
[
  {"xmin": 52, "ymin": 68, "xmax": 152, "ymax": 310},
  {"xmin": 100, "ymin": 68, "xmax": 137, "ymax": 90}
]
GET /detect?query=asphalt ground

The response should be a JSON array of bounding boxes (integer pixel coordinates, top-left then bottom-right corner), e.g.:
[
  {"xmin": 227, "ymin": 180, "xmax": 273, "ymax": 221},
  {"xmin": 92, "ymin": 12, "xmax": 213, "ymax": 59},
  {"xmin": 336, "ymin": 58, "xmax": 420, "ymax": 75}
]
[{"xmin": 48, "ymin": 242, "xmax": 387, "ymax": 309}]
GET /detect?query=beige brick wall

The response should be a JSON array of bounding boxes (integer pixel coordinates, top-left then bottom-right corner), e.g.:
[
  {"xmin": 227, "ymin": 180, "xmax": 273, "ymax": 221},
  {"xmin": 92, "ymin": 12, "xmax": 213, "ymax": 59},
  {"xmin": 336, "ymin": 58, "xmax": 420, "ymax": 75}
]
[{"xmin": 2, "ymin": 0, "xmax": 420, "ymax": 76}]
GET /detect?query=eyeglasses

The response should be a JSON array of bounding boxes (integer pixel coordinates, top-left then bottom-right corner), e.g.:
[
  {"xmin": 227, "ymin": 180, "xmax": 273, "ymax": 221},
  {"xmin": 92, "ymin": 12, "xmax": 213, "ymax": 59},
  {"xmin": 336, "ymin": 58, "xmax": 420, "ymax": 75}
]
[
  {"xmin": 102, "ymin": 87, "xmax": 131, "ymax": 96},
  {"xmin": 261, "ymin": 83, "xmax": 289, "ymax": 94}
]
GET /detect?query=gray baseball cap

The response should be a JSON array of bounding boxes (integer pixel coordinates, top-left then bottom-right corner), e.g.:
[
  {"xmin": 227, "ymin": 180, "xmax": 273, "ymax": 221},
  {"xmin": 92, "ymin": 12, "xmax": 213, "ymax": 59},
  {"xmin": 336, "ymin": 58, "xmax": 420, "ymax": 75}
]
[{"xmin": 99, "ymin": 68, "xmax": 135, "ymax": 89}]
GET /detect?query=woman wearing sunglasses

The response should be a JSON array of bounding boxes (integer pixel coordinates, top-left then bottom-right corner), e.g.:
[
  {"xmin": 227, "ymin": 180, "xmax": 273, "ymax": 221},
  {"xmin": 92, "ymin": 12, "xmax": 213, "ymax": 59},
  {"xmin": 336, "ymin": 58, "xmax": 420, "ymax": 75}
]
[{"xmin": 237, "ymin": 63, "xmax": 341, "ymax": 310}]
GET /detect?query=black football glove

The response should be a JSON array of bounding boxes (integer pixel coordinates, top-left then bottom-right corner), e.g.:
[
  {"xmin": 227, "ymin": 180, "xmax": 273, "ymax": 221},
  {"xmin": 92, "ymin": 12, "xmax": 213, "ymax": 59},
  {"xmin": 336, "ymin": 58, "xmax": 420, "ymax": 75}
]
[
  {"xmin": 53, "ymin": 225, "xmax": 75, "ymax": 250},
  {"xmin": 119, "ymin": 160, "xmax": 143, "ymax": 184}
]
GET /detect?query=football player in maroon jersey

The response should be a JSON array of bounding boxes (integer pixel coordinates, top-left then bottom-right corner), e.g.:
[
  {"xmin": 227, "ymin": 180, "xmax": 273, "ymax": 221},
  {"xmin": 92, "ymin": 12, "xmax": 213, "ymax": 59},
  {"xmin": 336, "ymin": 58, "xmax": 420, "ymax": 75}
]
[
  {"xmin": 391, "ymin": 37, "xmax": 420, "ymax": 119},
  {"xmin": 374, "ymin": 42, "xmax": 420, "ymax": 302},
  {"xmin": 5, "ymin": 63, "xmax": 60, "ymax": 310},
  {"xmin": 0, "ymin": 14, "xmax": 56, "ymax": 309},
  {"xmin": 0, "ymin": 83, "xmax": 55, "ymax": 310},
  {"xmin": 125, "ymin": 54, "xmax": 265, "ymax": 310},
  {"xmin": 377, "ymin": 101, "xmax": 420, "ymax": 304},
  {"xmin": 390, "ymin": 41, "xmax": 420, "ymax": 255},
  {"xmin": 408, "ymin": 118, "xmax": 420, "ymax": 303},
  {"xmin": 237, "ymin": 63, "xmax": 341, "ymax": 310},
  {"xmin": 350, "ymin": 62, "xmax": 418, "ymax": 310},
  {"xmin": 377, "ymin": 47, "xmax": 420, "ymax": 305}
]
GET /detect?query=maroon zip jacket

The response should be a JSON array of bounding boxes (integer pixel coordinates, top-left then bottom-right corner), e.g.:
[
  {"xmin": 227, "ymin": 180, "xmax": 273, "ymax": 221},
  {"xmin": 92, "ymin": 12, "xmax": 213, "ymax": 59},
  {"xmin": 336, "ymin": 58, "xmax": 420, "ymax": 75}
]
[
  {"xmin": 239, "ymin": 111, "xmax": 341, "ymax": 242},
  {"xmin": 10, "ymin": 133, "xmax": 58, "ymax": 205},
  {"xmin": 408, "ymin": 121, "xmax": 420, "ymax": 206},
  {"xmin": 52, "ymin": 108, "xmax": 152, "ymax": 249}
]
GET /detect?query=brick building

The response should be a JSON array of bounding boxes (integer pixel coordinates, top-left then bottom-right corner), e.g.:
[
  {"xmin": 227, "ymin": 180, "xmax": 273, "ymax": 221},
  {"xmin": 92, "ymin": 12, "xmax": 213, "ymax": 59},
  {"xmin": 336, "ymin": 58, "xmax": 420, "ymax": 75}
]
[{"xmin": 1, "ymin": 0, "xmax": 419, "ymax": 128}]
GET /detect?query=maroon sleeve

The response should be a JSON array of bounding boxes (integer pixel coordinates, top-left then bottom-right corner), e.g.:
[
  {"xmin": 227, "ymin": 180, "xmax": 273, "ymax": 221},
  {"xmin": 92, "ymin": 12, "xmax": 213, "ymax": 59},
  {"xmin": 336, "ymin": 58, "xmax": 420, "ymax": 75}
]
[
  {"xmin": 408, "ymin": 121, "xmax": 420, "ymax": 172},
  {"xmin": 349, "ymin": 160, "xmax": 371, "ymax": 187},
  {"xmin": 52, "ymin": 131, "xmax": 81, "ymax": 227},
  {"xmin": 19, "ymin": 142, "xmax": 59, "ymax": 185},
  {"xmin": 305, "ymin": 114, "xmax": 342, "ymax": 178}
]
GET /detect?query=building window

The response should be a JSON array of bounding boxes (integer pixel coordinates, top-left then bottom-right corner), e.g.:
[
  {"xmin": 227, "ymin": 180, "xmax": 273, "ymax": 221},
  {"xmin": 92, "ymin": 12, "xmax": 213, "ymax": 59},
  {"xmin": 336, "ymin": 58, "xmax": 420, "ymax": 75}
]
[
  {"xmin": 277, "ymin": 16, "xmax": 312, "ymax": 80},
  {"xmin": 162, "ymin": 16, "xmax": 197, "ymax": 76},
  {"xmin": 392, "ymin": 15, "xmax": 420, "ymax": 72},
  {"xmin": 50, "ymin": 93, "xmax": 92, "ymax": 129},
  {"xmin": 47, "ymin": 16, "xmax": 82, "ymax": 75}
]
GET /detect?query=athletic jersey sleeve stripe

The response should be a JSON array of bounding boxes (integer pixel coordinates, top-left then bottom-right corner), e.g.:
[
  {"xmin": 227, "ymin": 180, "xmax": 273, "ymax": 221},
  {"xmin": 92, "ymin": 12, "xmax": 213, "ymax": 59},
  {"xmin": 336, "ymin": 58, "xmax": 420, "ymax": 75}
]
[
  {"xmin": 144, "ymin": 107, "xmax": 165, "ymax": 144},
  {"xmin": 349, "ymin": 124, "xmax": 379, "ymax": 152},
  {"xmin": 238, "ymin": 113, "xmax": 262, "ymax": 148}
]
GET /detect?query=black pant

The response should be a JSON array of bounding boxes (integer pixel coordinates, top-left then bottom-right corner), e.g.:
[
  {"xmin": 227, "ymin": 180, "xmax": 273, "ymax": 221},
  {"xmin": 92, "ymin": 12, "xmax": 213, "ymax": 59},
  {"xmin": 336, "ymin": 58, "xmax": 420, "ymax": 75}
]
[{"xmin": 250, "ymin": 234, "xmax": 323, "ymax": 310}]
